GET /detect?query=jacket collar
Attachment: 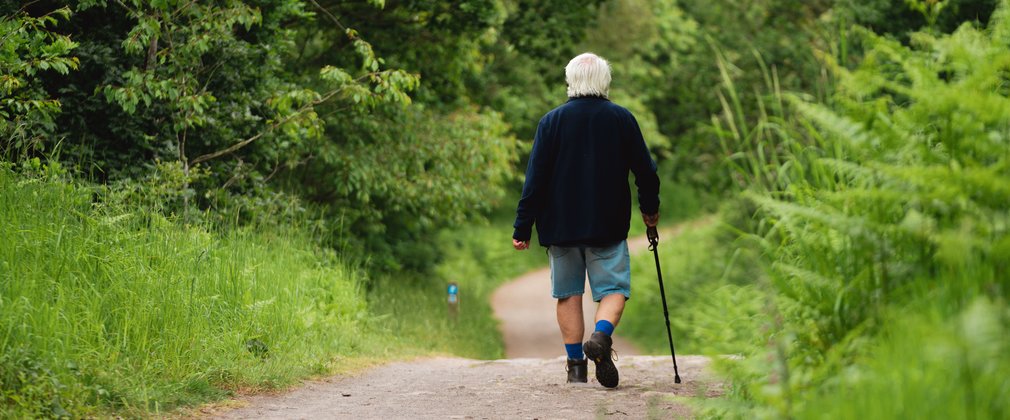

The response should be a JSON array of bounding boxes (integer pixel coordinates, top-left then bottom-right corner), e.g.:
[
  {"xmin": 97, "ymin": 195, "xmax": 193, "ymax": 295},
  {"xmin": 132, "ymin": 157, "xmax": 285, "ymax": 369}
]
[{"xmin": 567, "ymin": 95, "xmax": 609, "ymax": 102}]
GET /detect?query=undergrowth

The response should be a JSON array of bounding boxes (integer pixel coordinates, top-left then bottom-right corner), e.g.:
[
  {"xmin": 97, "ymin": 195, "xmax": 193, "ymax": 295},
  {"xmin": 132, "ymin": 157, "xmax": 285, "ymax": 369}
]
[
  {"xmin": 0, "ymin": 167, "xmax": 377, "ymax": 417},
  {"xmin": 649, "ymin": 3, "xmax": 1010, "ymax": 418},
  {"xmin": 621, "ymin": 204, "xmax": 764, "ymax": 356}
]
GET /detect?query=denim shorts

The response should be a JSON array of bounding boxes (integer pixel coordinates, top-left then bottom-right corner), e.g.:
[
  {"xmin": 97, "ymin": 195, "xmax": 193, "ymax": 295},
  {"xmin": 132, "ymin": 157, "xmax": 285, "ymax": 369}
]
[{"xmin": 548, "ymin": 240, "xmax": 631, "ymax": 302}]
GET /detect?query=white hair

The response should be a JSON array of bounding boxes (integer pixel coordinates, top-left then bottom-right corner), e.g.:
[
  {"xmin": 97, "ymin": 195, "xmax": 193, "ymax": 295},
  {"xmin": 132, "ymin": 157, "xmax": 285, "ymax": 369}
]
[{"xmin": 565, "ymin": 53, "xmax": 611, "ymax": 98}]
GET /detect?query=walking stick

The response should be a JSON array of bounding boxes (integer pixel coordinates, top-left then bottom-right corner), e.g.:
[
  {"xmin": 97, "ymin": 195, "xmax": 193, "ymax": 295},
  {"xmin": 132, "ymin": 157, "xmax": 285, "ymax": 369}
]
[{"xmin": 647, "ymin": 226, "xmax": 682, "ymax": 384}]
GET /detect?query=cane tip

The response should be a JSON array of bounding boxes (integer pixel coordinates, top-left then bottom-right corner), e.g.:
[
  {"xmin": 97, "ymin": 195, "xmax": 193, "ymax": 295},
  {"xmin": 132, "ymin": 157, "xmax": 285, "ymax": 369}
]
[{"xmin": 674, "ymin": 375, "xmax": 682, "ymax": 384}]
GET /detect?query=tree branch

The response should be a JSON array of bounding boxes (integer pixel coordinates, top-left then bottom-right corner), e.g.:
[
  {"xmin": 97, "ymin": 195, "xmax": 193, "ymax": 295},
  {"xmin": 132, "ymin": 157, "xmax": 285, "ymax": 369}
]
[
  {"xmin": 188, "ymin": 82, "xmax": 355, "ymax": 166},
  {"xmin": 308, "ymin": 0, "xmax": 349, "ymax": 34}
]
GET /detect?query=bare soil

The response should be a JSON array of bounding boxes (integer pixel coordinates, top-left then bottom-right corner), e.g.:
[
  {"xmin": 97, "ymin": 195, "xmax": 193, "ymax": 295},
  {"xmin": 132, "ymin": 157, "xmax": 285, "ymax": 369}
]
[{"xmin": 207, "ymin": 221, "xmax": 718, "ymax": 419}]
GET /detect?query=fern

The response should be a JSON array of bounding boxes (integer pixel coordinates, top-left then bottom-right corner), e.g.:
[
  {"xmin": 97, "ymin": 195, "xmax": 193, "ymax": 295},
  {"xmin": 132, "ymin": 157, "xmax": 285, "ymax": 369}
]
[{"xmin": 710, "ymin": 1, "xmax": 1010, "ymax": 417}]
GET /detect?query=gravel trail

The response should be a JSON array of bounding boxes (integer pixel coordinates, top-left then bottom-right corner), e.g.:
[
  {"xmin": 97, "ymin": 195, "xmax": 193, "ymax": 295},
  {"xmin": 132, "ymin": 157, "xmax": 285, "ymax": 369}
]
[{"xmin": 211, "ymin": 356, "xmax": 717, "ymax": 419}]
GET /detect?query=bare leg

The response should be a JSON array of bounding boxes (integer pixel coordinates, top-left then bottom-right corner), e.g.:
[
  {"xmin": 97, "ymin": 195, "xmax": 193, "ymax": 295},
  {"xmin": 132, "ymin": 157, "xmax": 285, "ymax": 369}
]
[
  {"xmin": 557, "ymin": 295, "xmax": 585, "ymax": 344},
  {"xmin": 594, "ymin": 293, "xmax": 626, "ymax": 327}
]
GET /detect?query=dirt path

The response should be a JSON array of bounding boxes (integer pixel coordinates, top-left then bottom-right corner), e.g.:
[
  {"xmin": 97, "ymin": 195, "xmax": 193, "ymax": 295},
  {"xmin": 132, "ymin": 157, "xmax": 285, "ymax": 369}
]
[
  {"xmin": 490, "ymin": 228, "xmax": 674, "ymax": 358},
  {"xmin": 209, "ymin": 219, "xmax": 718, "ymax": 419},
  {"xmin": 211, "ymin": 356, "xmax": 717, "ymax": 419}
]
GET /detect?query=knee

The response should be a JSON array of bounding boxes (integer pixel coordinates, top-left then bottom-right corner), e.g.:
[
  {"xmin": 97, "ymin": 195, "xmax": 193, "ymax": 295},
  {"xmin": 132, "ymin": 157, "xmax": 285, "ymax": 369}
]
[
  {"xmin": 557, "ymin": 294, "xmax": 582, "ymax": 306},
  {"xmin": 558, "ymin": 295, "xmax": 579, "ymax": 302},
  {"xmin": 557, "ymin": 295, "xmax": 584, "ymax": 312}
]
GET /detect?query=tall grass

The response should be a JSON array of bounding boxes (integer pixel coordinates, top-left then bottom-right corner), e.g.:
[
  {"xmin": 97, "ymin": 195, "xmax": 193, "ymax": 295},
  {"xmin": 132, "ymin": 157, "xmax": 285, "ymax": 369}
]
[
  {"xmin": 0, "ymin": 167, "xmax": 375, "ymax": 417},
  {"xmin": 685, "ymin": 2, "xmax": 1010, "ymax": 418},
  {"xmin": 621, "ymin": 214, "xmax": 763, "ymax": 356},
  {"xmin": 365, "ymin": 223, "xmax": 546, "ymax": 361}
]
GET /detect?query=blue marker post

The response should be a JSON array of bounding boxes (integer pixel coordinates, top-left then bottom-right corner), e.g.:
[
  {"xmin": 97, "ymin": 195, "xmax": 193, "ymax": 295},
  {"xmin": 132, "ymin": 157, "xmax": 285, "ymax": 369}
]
[{"xmin": 447, "ymin": 282, "xmax": 459, "ymax": 320}]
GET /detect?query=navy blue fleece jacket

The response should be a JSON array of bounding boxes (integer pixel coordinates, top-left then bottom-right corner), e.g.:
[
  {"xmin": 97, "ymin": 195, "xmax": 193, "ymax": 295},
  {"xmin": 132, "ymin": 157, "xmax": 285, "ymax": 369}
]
[{"xmin": 512, "ymin": 96, "xmax": 661, "ymax": 247}]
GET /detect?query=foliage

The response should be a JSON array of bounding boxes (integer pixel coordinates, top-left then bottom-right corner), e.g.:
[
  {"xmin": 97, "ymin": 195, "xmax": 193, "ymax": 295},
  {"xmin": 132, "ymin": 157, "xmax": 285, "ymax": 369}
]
[
  {"xmin": 583, "ymin": 0, "xmax": 997, "ymax": 194},
  {"xmin": 74, "ymin": 0, "xmax": 417, "ymax": 171},
  {"xmin": 74, "ymin": 0, "xmax": 419, "ymax": 217},
  {"xmin": 636, "ymin": 0, "xmax": 835, "ymax": 189},
  {"xmin": 440, "ymin": 0, "xmax": 605, "ymax": 141},
  {"xmin": 0, "ymin": 0, "xmax": 537, "ymax": 271},
  {"xmin": 837, "ymin": 0, "xmax": 1000, "ymax": 38},
  {"xmin": 0, "ymin": 4, "xmax": 78, "ymax": 159},
  {"xmin": 695, "ymin": 2, "xmax": 1010, "ymax": 417},
  {"xmin": 793, "ymin": 300, "xmax": 1010, "ymax": 419},
  {"xmin": 304, "ymin": 105, "xmax": 518, "ymax": 271},
  {"xmin": 319, "ymin": 0, "xmax": 507, "ymax": 105}
]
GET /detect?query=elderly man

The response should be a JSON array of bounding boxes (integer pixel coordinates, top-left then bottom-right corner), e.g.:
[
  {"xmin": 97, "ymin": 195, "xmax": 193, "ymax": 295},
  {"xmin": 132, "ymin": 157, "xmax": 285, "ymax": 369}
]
[{"xmin": 512, "ymin": 53, "xmax": 660, "ymax": 388}]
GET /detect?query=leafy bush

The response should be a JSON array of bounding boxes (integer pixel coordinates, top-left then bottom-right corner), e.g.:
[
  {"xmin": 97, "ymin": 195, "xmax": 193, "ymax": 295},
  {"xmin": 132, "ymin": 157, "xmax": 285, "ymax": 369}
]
[
  {"xmin": 308, "ymin": 105, "xmax": 519, "ymax": 272},
  {"xmin": 0, "ymin": 348, "xmax": 73, "ymax": 418},
  {"xmin": 0, "ymin": 5, "xmax": 77, "ymax": 159}
]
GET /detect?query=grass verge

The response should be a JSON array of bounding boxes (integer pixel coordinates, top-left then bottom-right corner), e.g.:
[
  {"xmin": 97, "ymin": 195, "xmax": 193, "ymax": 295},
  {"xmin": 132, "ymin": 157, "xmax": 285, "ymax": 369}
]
[
  {"xmin": 621, "ymin": 207, "xmax": 763, "ymax": 356},
  {"xmin": 363, "ymin": 222, "xmax": 546, "ymax": 360},
  {"xmin": 0, "ymin": 168, "xmax": 377, "ymax": 417}
]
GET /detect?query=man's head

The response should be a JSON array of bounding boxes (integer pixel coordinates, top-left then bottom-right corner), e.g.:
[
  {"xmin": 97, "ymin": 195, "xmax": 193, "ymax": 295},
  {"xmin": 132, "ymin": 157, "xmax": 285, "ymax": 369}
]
[{"xmin": 565, "ymin": 53, "xmax": 611, "ymax": 98}]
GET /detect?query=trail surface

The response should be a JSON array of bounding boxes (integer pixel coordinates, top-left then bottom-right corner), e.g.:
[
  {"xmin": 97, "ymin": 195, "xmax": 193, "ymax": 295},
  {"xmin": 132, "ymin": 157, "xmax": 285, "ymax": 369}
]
[
  {"xmin": 490, "ymin": 226, "xmax": 672, "ymax": 358},
  {"xmin": 211, "ymin": 356, "xmax": 716, "ymax": 419},
  {"xmin": 210, "ymin": 219, "xmax": 719, "ymax": 419}
]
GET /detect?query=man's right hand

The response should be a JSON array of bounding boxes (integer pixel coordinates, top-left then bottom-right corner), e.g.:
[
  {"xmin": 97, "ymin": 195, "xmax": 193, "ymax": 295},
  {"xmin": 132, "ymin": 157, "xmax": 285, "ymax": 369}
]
[
  {"xmin": 642, "ymin": 212, "xmax": 659, "ymax": 227},
  {"xmin": 513, "ymin": 239, "xmax": 530, "ymax": 251}
]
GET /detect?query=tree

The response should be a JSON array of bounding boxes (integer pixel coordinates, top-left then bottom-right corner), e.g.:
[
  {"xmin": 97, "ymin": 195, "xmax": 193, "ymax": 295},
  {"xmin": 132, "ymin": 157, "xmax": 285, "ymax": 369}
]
[{"xmin": 0, "ymin": 4, "xmax": 77, "ymax": 159}]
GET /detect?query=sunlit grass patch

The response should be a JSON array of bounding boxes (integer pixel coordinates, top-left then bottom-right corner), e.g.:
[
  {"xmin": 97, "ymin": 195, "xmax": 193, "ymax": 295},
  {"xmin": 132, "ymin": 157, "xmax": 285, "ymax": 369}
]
[{"xmin": 0, "ymin": 169, "xmax": 373, "ymax": 417}]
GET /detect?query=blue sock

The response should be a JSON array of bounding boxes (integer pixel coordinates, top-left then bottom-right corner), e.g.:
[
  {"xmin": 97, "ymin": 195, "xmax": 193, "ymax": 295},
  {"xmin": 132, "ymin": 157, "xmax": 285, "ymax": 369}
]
[
  {"xmin": 565, "ymin": 342, "xmax": 584, "ymax": 360},
  {"xmin": 595, "ymin": 320, "xmax": 615, "ymax": 336}
]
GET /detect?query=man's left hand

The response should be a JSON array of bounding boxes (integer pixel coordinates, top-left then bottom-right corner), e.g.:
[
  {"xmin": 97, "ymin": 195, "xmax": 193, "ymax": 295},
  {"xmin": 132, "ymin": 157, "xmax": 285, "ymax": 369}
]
[{"xmin": 513, "ymin": 239, "xmax": 530, "ymax": 250}]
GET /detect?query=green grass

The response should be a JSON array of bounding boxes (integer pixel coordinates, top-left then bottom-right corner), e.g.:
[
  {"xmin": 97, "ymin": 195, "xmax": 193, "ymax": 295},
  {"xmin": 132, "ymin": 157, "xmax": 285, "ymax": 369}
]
[
  {"xmin": 0, "ymin": 168, "xmax": 381, "ymax": 417},
  {"xmin": 621, "ymin": 212, "xmax": 763, "ymax": 356},
  {"xmin": 364, "ymin": 223, "xmax": 546, "ymax": 361},
  {"xmin": 792, "ymin": 298, "xmax": 1009, "ymax": 420},
  {"xmin": 0, "ymin": 164, "xmax": 552, "ymax": 417}
]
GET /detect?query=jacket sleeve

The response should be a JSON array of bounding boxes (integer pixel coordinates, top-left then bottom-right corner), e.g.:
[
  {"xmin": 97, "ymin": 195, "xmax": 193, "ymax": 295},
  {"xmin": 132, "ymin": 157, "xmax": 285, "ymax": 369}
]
[
  {"xmin": 513, "ymin": 117, "xmax": 553, "ymax": 241},
  {"xmin": 626, "ymin": 112, "xmax": 660, "ymax": 215}
]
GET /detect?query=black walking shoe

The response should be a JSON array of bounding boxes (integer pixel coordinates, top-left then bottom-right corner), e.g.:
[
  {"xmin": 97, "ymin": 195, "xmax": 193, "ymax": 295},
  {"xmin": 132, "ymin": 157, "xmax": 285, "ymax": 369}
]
[
  {"xmin": 583, "ymin": 332, "xmax": 619, "ymax": 388},
  {"xmin": 566, "ymin": 358, "xmax": 587, "ymax": 383}
]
